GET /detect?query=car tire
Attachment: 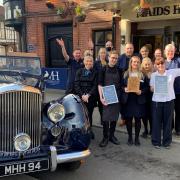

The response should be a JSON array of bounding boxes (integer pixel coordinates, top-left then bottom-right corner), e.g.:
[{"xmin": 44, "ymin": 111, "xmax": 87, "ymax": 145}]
[{"xmin": 62, "ymin": 161, "xmax": 81, "ymax": 171}]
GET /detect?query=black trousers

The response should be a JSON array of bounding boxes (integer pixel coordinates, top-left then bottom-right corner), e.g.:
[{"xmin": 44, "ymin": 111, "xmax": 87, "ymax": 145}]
[
  {"xmin": 84, "ymin": 100, "xmax": 96, "ymax": 127},
  {"xmin": 102, "ymin": 121, "xmax": 117, "ymax": 139},
  {"xmin": 152, "ymin": 100, "xmax": 174, "ymax": 146},
  {"xmin": 125, "ymin": 117, "xmax": 141, "ymax": 139},
  {"xmin": 175, "ymin": 94, "xmax": 180, "ymax": 133},
  {"xmin": 97, "ymin": 98, "xmax": 103, "ymax": 123},
  {"xmin": 142, "ymin": 101, "xmax": 152, "ymax": 134}
]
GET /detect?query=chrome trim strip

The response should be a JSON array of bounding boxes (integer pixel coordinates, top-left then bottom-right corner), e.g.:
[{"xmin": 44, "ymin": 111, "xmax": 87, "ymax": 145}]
[
  {"xmin": 50, "ymin": 146, "xmax": 57, "ymax": 172},
  {"xmin": 56, "ymin": 149, "xmax": 91, "ymax": 164},
  {"xmin": 0, "ymin": 83, "xmax": 41, "ymax": 94}
]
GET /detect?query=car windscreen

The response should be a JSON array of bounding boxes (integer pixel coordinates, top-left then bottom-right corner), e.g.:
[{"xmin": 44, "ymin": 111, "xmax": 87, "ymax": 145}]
[{"xmin": 0, "ymin": 56, "xmax": 41, "ymax": 76}]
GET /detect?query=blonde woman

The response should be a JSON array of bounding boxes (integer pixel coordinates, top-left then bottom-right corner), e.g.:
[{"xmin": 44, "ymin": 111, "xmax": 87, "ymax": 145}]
[
  {"xmin": 141, "ymin": 57, "xmax": 153, "ymax": 138},
  {"xmin": 94, "ymin": 48, "xmax": 108, "ymax": 71},
  {"xmin": 94, "ymin": 48, "xmax": 108, "ymax": 124},
  {"xmin": 121, "ymin": 56, "xmax": 149, "ymax": 146}
]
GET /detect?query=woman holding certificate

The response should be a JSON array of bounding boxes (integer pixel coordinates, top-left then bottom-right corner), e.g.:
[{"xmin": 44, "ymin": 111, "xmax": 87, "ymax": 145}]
[
  {"xmin": 150, "ymin": 58, "xmax": 180, "ymax": 149},
  {"xmin": 74, "ymin": 55, "xmax": 97, "ymax": 139},
  {"xmin": 98, "ymin": 51, "xmax": 122, "ymax": 147},
  {"xmin": 121, "ymin": 56, "xmax": 149, "ymax": 146}
]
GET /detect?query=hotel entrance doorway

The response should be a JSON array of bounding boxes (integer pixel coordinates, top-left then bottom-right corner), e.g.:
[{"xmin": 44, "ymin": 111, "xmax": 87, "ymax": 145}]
[
  {"xmin": 174, "ymin": 32, "xmax": 180, "ymax": 57},
  {"xmin": 133, "ymin": 35, "xmax": 163, "ymax": 59}
]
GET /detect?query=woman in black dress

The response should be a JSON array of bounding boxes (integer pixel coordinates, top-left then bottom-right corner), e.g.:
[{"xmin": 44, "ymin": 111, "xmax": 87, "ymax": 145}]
[
  {"xmin": 74, "ymin": 56, "xmax": 97, "ymax": 139},
  {"xmin": 94, "ymin": 48, "xmax": 108, "ymax": 124},
  {"xmin": 141, "ymin": 57, "xmax": 153, "ymax": 138},
  {"xmin": 121, "ymin": 56, "xmax": 149, "ymax": 146},
  {"xmin": 98, "ymin": 50, "xmax": 122, "ymax": 147}
]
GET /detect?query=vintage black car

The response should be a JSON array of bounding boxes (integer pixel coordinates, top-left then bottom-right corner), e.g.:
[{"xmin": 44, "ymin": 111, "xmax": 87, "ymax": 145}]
[{"xmin": 0, "ymin": 54, "xmax": 91, "ymax": 177}]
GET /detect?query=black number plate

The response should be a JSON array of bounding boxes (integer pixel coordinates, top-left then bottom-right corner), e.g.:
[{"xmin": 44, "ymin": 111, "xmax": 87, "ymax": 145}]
[{"xmin": 0, "ymin": 159, "xmax": 49, "ymax": 177}]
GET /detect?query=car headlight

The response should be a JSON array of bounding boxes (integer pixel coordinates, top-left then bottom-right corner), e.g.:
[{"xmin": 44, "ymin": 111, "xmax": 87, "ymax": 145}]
[
  {"xmin": 48, "ymin": 103, "xmax": 65, "ymax": 123},
  {"xmin": 14, "ymin": 133, "xmax": 31, "ymax": 152}
]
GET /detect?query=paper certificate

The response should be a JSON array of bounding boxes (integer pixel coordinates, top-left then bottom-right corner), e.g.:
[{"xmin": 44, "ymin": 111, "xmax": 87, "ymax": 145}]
[
  {"xmin": 102, "ymin": 85, "xmax": 119, "ymax": 105},
  {"xmin": 154, "ymin": 75, "xmax": 168, "ymax": 95},
  {"xmin": 127, "ymin": 77, "xmax": 140, "ymax": 93}
]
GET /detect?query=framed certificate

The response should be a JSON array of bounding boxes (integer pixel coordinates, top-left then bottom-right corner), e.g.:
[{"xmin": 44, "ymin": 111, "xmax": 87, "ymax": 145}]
[
  {"xmin": 102, "ymin": 85, "xmax": 119, "ymax": 105},
  {"xmin": 127, "ymin": 77, "xmax": 140, "ymax": 93},
  {"xmin": 154, "ymin": 75, "xmax": 168, "ymax": 95}
]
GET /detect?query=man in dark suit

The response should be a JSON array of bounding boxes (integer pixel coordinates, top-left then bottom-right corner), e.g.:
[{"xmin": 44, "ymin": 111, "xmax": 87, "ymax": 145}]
[{"xmin": 117, "ymin": 43, "xmax": 134, "ymax": 72}]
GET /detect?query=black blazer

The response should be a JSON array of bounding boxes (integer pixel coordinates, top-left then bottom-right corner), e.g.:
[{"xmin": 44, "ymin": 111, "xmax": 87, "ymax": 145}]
[
  {"xmin": 120, "ymin": 74, "xmax": 149, "ymax": 104},
  {"xmin": 74, "ymin": 68, "xmax": 98, "ymax": 97}
]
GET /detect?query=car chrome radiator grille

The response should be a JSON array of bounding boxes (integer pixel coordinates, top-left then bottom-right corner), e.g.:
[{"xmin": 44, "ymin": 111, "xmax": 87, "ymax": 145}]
[{"xmin": 0, "ymin": 91, "xmax": 42, "ymax": 152}]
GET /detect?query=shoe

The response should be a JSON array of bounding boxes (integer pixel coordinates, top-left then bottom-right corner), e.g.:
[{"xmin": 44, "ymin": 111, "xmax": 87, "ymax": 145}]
[
  {"xmin": 141, "ymin": 132, "xmax": 148, "ymax": 139},
  {"xmin": 134, "ymin": 138, "xmax": 140, "ymax": 146},
  {"xmin": 153, "ymin": 145, "xmax": 161, "ymax": 149},
  {"xmin": 127, "ymin": 137, "xmax": 133, "ymax": 146},
  {"xmin": 163, "ymin": 144, "xmax": 171, "ymax": 149},
  {"xmin": 109, "ymin": 136, "xmax": 120, "ymax": 145},
  {"xmin": 99, "ymin": 138, "xmax": 108, "ymax": 147},
  {"xmin": 176, "ymin": 132, "xmax": 180, "ymax": 136}
]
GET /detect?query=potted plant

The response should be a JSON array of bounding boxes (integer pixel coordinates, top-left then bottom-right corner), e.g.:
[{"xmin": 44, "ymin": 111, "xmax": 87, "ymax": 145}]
[
  {"xmin": 135, "ymin": 0, "xmax": 150, "ymax": 17},
  {"xmin": 57, "ymin": 6, "xmax": 67, "ymax": 18},
  {"xmin": 75, "ymin": 5, "xmax": 86, "ymax": 22}
]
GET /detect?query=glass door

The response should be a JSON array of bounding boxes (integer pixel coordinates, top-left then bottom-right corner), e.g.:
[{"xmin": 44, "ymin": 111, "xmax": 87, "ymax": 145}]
[{"xmin": 174, "ymin": 32, "xmax": 180, "ymax": 58}]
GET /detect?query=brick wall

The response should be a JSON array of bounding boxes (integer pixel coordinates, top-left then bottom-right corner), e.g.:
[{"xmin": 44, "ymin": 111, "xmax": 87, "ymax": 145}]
[{"xmin": 25, "ymin": 0, "xmax": 121, "ymax": 66}]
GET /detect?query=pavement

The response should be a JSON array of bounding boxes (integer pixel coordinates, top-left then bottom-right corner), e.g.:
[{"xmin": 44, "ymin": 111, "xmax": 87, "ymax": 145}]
[{"xmin": 44, "ymin": 88, "xmax": 180, "ymax": 144}]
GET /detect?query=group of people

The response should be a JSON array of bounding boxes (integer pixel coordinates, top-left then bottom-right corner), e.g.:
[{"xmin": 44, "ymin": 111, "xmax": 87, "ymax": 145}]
[{"xmin": 56, "ymin": 38, "xmax": 180, "ymax": 149}]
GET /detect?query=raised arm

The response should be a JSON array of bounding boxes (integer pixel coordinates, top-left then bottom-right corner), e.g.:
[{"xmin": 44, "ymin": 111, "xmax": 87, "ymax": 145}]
[
  {"xmin": 170, "ymin": 68, "xmax": 180, "ymax": 78},
  {"xmin": 56, "ymin": 38, "xmax": 70, "ymax": 62}
]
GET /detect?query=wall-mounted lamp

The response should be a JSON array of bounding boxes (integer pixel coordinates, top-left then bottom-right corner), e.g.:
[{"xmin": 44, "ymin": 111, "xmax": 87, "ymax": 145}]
[{"xmin": 121, "ymin": 35, "xmax": 125, "ymax": 45}]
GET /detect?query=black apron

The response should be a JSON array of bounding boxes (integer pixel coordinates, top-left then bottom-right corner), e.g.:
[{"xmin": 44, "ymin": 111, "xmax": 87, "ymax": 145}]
[{"xmin": 102, "ymin": 67, "xmax": 120, "ymax": 122}]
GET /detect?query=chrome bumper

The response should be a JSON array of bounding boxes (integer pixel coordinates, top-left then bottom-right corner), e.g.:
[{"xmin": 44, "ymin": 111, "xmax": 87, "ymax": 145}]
[{"xmin": 50, "ymin": 146, "xmax": 91, "ymax": 171}]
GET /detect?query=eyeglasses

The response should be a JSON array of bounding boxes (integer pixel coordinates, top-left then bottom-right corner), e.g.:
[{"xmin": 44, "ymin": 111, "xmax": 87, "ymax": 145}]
[{"xmin": 156, "ymin": 62, "xmax": 164, "ymax": 65}]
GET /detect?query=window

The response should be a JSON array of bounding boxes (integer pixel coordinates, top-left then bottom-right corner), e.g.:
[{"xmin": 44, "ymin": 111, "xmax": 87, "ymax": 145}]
[{"xmin": 93, "ymin": 29, "xmax": 112, "ymax": 58}]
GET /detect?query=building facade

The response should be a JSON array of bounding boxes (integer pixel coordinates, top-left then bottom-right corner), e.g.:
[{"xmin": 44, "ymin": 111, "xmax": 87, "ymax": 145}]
[
  {"xmin": 0, "ymin": 5, "xmax": 18, "ymax": 55},
  {"xmin": 3, "ymin": 1, "xmax": 180, "ymax": 64},
  {"xmin": 3, "ymin": 0, "xmax": 121, "ymax": 67}
]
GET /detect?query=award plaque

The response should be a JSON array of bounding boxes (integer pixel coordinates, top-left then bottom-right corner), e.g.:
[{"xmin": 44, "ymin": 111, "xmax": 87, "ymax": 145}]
[
  {"xmin": 154, "ymin": 75, "xmax": 168, "ymax": 95},
  {"xmin": 102, "ymin": 85, "xmax": 119, "ymax": 105},
  {"xmin": 127, "ymin": 77, "xmax": 140, "ymax": 93}
]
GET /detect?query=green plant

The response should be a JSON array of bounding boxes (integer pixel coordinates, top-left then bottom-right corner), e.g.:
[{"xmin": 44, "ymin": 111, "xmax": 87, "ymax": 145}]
[
  {"xmin": 56, "ymin": 7, "xmax": 65, "ymax": 15},
  {"xmin": 75, "ymin": 5, "xmax": 85, "ymax": 16},
  {"xmin": 15, "ymin": 10, "xmax": 22, "ymax": 19}
]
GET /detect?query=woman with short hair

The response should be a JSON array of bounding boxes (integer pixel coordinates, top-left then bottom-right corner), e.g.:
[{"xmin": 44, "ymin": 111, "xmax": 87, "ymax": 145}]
[
  {"xmin": 98, "ymin": 50, "xmax": 122, "ymax": 147},
  {"xmin": 140, "ymin": 46, "xmax": 150, "ymax": 60},
  {"xmin": 150, "ymin": 57, "xmax": 180, "ymax": 148},
  {"xmin": 74, "ymin": 55, "xmax": 97, "ymax": 139}
]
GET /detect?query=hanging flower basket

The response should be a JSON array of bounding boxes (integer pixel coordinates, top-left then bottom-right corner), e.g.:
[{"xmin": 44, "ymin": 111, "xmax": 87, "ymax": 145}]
[
  {"xmin": 136, "ymin": 0, "xmax": 151, "ymax": 17},
  {"xmin": 74, "ymin": 5, "xmax": 86, "ymax": 22},
  {"xmin": 136, "ymin": 6, "xmax": 150, "ymax": 17},
  {"xmin": 57, "ymin": 7, "xmax": 68, "ymax": 19}
]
